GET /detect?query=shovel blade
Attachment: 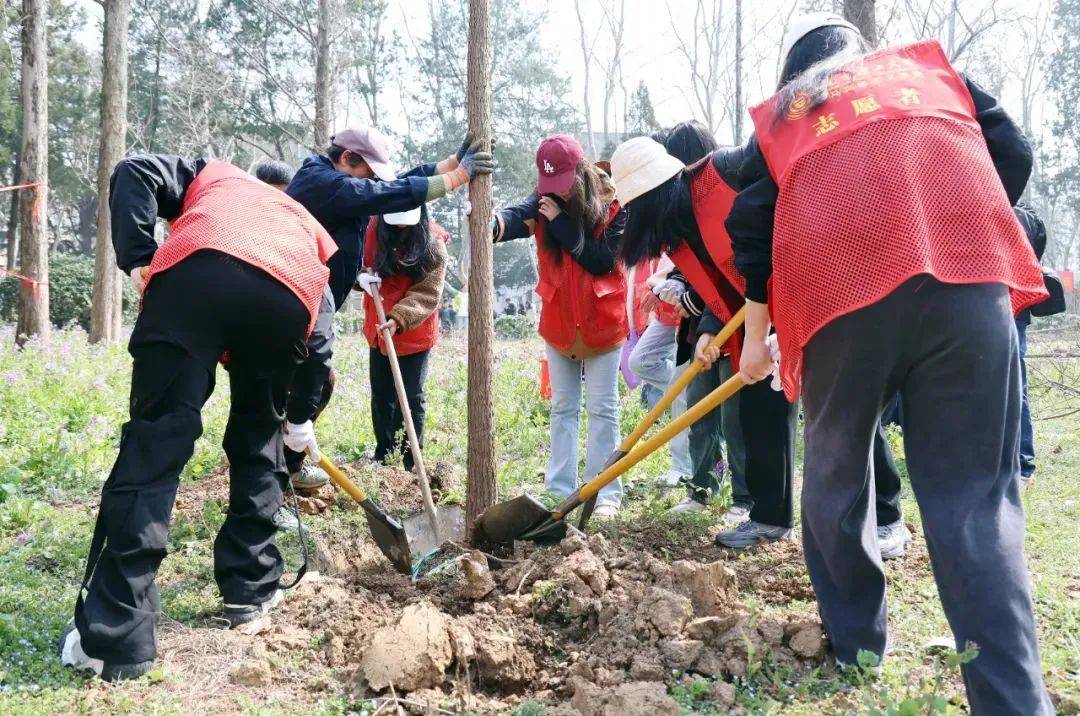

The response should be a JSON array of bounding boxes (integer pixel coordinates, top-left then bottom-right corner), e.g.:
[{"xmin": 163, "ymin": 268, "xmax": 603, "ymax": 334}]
[
  {"xmin": 358, "ymin": 499, "xmax": 413, "ymax": 574},
  {"xmin": 403, "ymin": 505, "xmax": 467, "ymax": 558},
  {"xmin": 474, "ymin": 493, "xmax": 555, "ymax": 546}
]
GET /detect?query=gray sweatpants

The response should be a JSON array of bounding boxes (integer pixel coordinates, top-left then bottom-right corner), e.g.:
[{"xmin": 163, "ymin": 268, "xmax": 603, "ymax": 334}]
[{"xmin": 800, "ymin": 276, "xmax": 1051, "ymax": 715}]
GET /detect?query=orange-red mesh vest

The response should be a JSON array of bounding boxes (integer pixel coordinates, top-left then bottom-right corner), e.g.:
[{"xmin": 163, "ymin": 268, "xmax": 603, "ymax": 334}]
[
  {"xmin": 667, "ymin": 160, "xmax": 746, "ymax": 366},
  {"xmin": 149, "ymin": 161, "xmax": 336, "ymax": 334},
  {"xmin": 362, "ymin": 219, "xmax": 447, "ymax": 356},
  {"xmin": 750, "ymin": 40, "xmax": 1047, "ymax": 400},
  {"xmin": 534, "ymin": 203, "xmax": 628, "ymax": 352}
]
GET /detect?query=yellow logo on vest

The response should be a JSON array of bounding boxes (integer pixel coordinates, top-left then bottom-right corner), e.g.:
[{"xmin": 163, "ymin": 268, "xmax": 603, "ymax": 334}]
[
  {"xmin": 851, "ymin": 95, "xmax": 882, "ymax": 117},
  {"xmin": 813, "ymin": 113, "xmax": 840, "ymax": 137},
  {"xmin": 786, "ymin": 92, "xmax": 812, "ymax": 121}
]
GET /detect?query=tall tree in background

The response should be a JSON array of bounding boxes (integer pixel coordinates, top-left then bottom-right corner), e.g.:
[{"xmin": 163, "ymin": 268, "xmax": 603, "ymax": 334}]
[
  {"xmin": 670, "ymin": 0, "xmax": 726, "ymax": 134},
  {"xmin": 16, "ymin": 0, "xmax": 48, "ymax": 343},
  {"xmin": 844, "ymin": 0, "xmax": 878, "ymax": 47},
  {"xmin": 465, "ymin": 0, "xmax": 495, "ymax": 534},
  {"xmin": 573, "ymin": 0, "xmax": 596, "ymax": 158},
  {"xmin": 733, "ymin": 0, "xmax": 744, "ymax": 143},
  {"xmin": 313, "ymin": 0, "xmax": 333, "ymax": 147},
  {"xmin": 625, "ymin": 80, "xmax": 658, "ymax": 137},
  {"xmin": 90, "ymin": 0, "xmax": 130, "ymax": 343}
]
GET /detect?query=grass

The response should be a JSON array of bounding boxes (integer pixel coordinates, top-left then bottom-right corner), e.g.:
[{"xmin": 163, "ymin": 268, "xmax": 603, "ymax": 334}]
[{"xmin": 0, "ymin": 322, "xmax": 1076, "ymax": 714}]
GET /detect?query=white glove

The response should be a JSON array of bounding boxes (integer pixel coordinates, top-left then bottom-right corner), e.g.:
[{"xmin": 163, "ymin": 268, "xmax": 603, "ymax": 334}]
[
  {"xmin": 766, "ymin": 334, "xmax": 782, "ymax": 392},
  {"xmin": 655, "ymin": 278, "xmax": 686, "ymax": 305},
  {"xmin": 283, "ymin": 420, "xmax": 321, "ymax": 462},
  {"xmin": 130, "ymin": 266, "xmax": 149, "ymax": 295},
  {"xmin": 356, "ymin": 271, "xmax": 383, "ymax": 297}
]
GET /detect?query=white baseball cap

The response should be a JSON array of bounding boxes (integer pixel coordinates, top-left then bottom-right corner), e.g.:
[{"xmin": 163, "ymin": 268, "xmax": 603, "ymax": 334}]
[
  {"xmin": 780, "ymin": 12, "xmax": 860, "ymax": 69},
  {"xmin": 383, "ymin": 207, "xmax": 422, "ymax": 226},
  {"xmin": 610, "ymin": 137, "xmax": 686, "ymax": 205}
]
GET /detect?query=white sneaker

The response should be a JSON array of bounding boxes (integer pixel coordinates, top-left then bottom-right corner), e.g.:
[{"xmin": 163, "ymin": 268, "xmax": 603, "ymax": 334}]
[
  {"xmin": 591, "ymin": 503, "xmax": 620, "ymax": 519},
  {"xmin": 718, "ymin": 504, "xmax": 751, "ymax": 525},
  {"xmin": 658, "ymin": 470, "xmax": 689, "ymax": 488},
  {"xmin": 224, "ymin": 589, "xmax": 284, "ymax": 629},
  {"xmin": 667, "ymin": 497, "xmax": 707, "ymax": 514},
  {"xmin": 59, "ymin": 624, "xmax": 103, "ymax": 676},
  {"xmin": 877, "ymin": 521, "xmax": 912, "ymax": 561}
]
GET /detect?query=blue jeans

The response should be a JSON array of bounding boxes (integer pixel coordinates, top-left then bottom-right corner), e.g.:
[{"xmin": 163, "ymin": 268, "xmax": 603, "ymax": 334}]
[
  {"xmin": 545, "ymin": 344, "xmax": 622, "ymax": 507},
  {"xmin": 1016, "ymin": 318, "xmax": 1035, "ymax": 477},
  {"xmin": 628, "ymin": 319, "xmax": 693, "ymax": 477}
]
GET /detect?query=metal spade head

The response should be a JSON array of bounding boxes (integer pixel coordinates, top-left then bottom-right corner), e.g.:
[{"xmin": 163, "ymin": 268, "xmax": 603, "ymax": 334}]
[
  {"xmin": 358, "ymin": 499, "xmax": 413, "ymax": 574},
  {"xmin": 403, "ymin": 505, "xmax": 467, "ymax": 558},
  {"xmin": 474, "ymin": 493, "xmax": 566, "ymax": 546}
]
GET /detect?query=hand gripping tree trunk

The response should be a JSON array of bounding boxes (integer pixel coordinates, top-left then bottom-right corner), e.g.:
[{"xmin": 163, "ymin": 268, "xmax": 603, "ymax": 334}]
[
  {"xmin": 843, "ymin": 0, "xmax": 878, "ymax": 48},
  {"xmin": 16, "ymin": 0, "xmax": 49, "ymax": 345},
  {"xmin": 90, "ymin": 0, "xmax": 130, "ymax": 344},
  {"xmin": 465, "ymin": 0, "xmax": 496, "ymax": 537}
]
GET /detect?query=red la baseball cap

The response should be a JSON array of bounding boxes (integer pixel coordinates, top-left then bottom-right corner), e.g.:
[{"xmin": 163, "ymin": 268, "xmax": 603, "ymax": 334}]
[{"xmin": 536, "ymin": 134, "xmax": 585, "ymax": 195}]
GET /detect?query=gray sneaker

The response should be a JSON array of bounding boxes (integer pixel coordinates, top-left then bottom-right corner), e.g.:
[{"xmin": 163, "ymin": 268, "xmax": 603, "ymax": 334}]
[
  {"xmin": 715, "ymin": 519, "xmax": 793, "ymax": 549},
  {"xmin": 224, "ymin": 589, "xmax": 284, "ymax": 629},
  {"xmin": 877, "ymin": 521, "xmax": 912, "ymax": 561},
  {"xmin": 272, "ymin": 505, "xmax": 300, "ymax": 532},
  {"xmin": 290, "ymin": 463, "xmax": 329, "ymax": 490}
]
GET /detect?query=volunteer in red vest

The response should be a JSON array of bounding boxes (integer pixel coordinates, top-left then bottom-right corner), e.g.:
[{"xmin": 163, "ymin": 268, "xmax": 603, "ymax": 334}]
[
  {"xmin": 628, "ymin": 255, "xmax": 692, "ymax": 487},
  {"xmin": 728, "ymin": 15, "xmax": 1051, "ymax": 712},
  {"xmin": 282, "ymin": 128, "xmax": 492, "ymax": 493},
  {"xmin": 62, "ymin": 155, "xmax": 336, "ymax": 681},
  {"xmin": 612, "ymin": 136, "xmax": 798, "ymax": 546},
  {"xmin": 493, "ymin": 135, "xmax": 627, "ymax": 517},
  {"xmin": 357, "ymin": 206, "xmax": 448, "ymax": 469}
]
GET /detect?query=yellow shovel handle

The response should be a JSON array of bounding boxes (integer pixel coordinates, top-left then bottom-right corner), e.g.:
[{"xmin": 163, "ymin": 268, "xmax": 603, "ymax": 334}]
[
  {"xmin": 619, "ymin": 305, "xmax": 745, "ymax": 451},
  {"xmin": 556, "ymin": 373, "xmax": 746, "ymax": 517},
  {"xmin": 314, "ymin": 454, "xmax": 368, "ymax": 503}
]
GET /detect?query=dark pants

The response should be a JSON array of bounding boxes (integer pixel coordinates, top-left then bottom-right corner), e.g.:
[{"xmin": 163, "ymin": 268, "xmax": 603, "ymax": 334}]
[
  {"xmin": 685, "ymin": 356, "xmax": 798, "ymax": 527},
  {"xmin": 370, "ymin": 348, "xmax": 430, "ymax": 471},
  {"xmin": 75, "ymin": 251, "xmax": 309, "ymax": 664},
  {"xmin": 801, "ymin": 277, "xmax": 1050, "ymax": 715},
  {"xmin": 1016, "ymin": 317, "xmax": 1036, "ymax": 477},
  {"xmin": 686, "ymin": 359, "xmax": 749, "ymax": 506}
]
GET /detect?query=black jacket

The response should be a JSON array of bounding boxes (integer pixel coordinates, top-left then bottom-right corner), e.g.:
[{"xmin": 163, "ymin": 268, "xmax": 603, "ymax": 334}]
[
  {"xmin": 726, "ymin": 76, "xmax": 1034, "ymax": 303},
  {"xmin": 109, "ymin": 154, "xmax": 335, "ymax": 420},
  {"xmin": 286, "ymin": 156, "xmax": 433, "ymax": 309},
  {"xmin": 494, "ymin": 193, "xmax": 626, "ymax": 276}
]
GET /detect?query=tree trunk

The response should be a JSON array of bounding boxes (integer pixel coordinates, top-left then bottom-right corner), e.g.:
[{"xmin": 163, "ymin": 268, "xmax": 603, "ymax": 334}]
[
  {"xmin": 573, "ymin": 0, "xmax": 596, "ymax": 159},
  {"xmin": 843, "ymin": 0, "xmax": 878, "ymax": 48},
  {"xmin": 16, "ymin": 0, "xmax": 48, "ymax": 345},
  {"xmin": 733, "ymin": 0, "xmax": 743, "ymax": 144},
  {"xmin": 90, "ymin": 0, "xmax": 130, "ymax": 344},
  {"xmin": 465, "ymin": 0, "xmax": 496, "ymax": 536},
  {"xmin": 5, "ymin": 171, "xmax": 18, "ymax": 269},
  {"xmin": 313, "ymin": 0, "xmax": 333, "ymax": 149}
]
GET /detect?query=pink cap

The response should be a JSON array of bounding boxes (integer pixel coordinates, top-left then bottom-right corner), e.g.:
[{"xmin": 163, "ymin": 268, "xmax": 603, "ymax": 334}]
[
  {"xmin": 536, "ymin": 134, "xmax": 585, "ymax": 194},
  {"xmin": 330, "ymin": 126, "xmax": 398, "ymax": 181}
]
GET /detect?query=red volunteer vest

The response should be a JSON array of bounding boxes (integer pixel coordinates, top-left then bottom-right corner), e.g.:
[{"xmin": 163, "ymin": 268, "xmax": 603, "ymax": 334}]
[
  {"xmin": 535, "ymin": 203, "xmax": 628, "ymax": 352},
  {"xmin": 149, "ymin": 162, "xmax": 336, "ymax": 334},
  {"xmin": 362, "ymin": 220, "xmax": 446, "ymax": 356},
  {"xmin": 667, "ymin": 160, "xmax": 745, "ymax": 366},
  {"xmin": 750, "ymin": 40, "xmax": 1047, "ymax": 399},
  {"xmin": 631, "ymin": 257, "xmax": 681, "ymax": 331}
]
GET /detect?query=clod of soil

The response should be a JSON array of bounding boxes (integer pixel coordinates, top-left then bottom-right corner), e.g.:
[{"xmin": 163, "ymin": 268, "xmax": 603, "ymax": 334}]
[
  {"xmin": 570, "ymin": 679, "xmax": 681, "ymax": 716},
  {"xmin": 361, "ymin": 601, "xmax": 454, "ymax": 691},
  {"xmin": 458, "ymin": 550, "xmax": 496, "ymax": 600}
]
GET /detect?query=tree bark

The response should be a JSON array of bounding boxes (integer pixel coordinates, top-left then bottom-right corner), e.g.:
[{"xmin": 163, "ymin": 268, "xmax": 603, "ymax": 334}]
[
  {"xmin": 465, "ymin": 0, "xmax": 496, "ymax": 536},
  {"xmin": 16, "ymin": 0, "xmax": 49, "ymax": 345},
  {"xmin": 733, "ymin": 0, "xmax": 743, "ymax": 144},
  {"xmin": 313, "ymin": 0, "xmax": 333, "ymax": 149},
  {"xmin": 90, "ymin": 0, "xmax": 130, "ymax": 344},
  {"xmin": 573, "ymin": 0, "xmax": 596, "ymax": 159},
  {"xmin": 843, "ymin": 0, "xmax": 878, "ymax": 48},
  {"xmin": 5, "ymin": 169, "xmax": 18, "ymax": 269}
]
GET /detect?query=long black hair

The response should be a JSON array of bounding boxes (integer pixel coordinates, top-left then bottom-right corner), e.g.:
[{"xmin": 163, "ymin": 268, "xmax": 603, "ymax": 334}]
[
  {"xmin": 620, "ymin": 121, "xmax": 719, "ymax": 266},
  {"xmin": 775, "ymin": 25, "xmax": 866, "ymax": 120},
  {"xmin": 373, "ymin": 204, "xmax": 438, "ymax": 281}
]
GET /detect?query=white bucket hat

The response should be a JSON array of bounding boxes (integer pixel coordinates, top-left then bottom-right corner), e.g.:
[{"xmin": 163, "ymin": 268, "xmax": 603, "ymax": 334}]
[
  {"xmin": 780, "ymin": 12, "xmax": 859, "ymax": 69},
  {"xmin": 383, "ymin": 207, "xmax": 422, "ymax": 226},
  {"xmin": 610, "ymin": 137, "xmax": 686, "ymax": 205}
]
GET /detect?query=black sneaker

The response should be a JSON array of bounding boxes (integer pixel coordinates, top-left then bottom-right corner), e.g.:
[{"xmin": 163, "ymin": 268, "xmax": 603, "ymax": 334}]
[
  {"xmin": 59, "ymin": 623, "xmax": 155, "ymax": 682},
  {"xmin": 223, "ymin": 589, "xmax": 283, "ymax": 629}
]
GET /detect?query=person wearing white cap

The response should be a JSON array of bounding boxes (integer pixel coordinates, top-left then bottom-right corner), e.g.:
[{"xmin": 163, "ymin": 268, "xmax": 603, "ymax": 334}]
[
  {"xmin": 278, "ymin": 128, "xmax": 492, "ymax": 494},
  {"xmin": 724, "ymin": 14, "xmax": 1051, "ymax": 714},
  {"xmin": 355, "ymin": 206, "xmax": 448, "ymax": 469},
  {"xmin": 611, "ymin": 134, "xmax": 798, "ymax": 549}
]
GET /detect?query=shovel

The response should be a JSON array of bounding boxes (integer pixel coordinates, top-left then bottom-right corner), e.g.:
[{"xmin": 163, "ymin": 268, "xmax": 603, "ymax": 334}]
[
  {"xmin": 476, "ymin": 372, "xmax": 747, "ymax": 546},
  {"xmin": 576, "ymin": 306, "xmax": 746, "ymax": 530},
  {"xmin": 312, "ymin": 453, "xmax": 413, "ymax": 574},
  {"xmin": 367, "ymin": 277, "xmax": 442, "ymax": 547}
]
